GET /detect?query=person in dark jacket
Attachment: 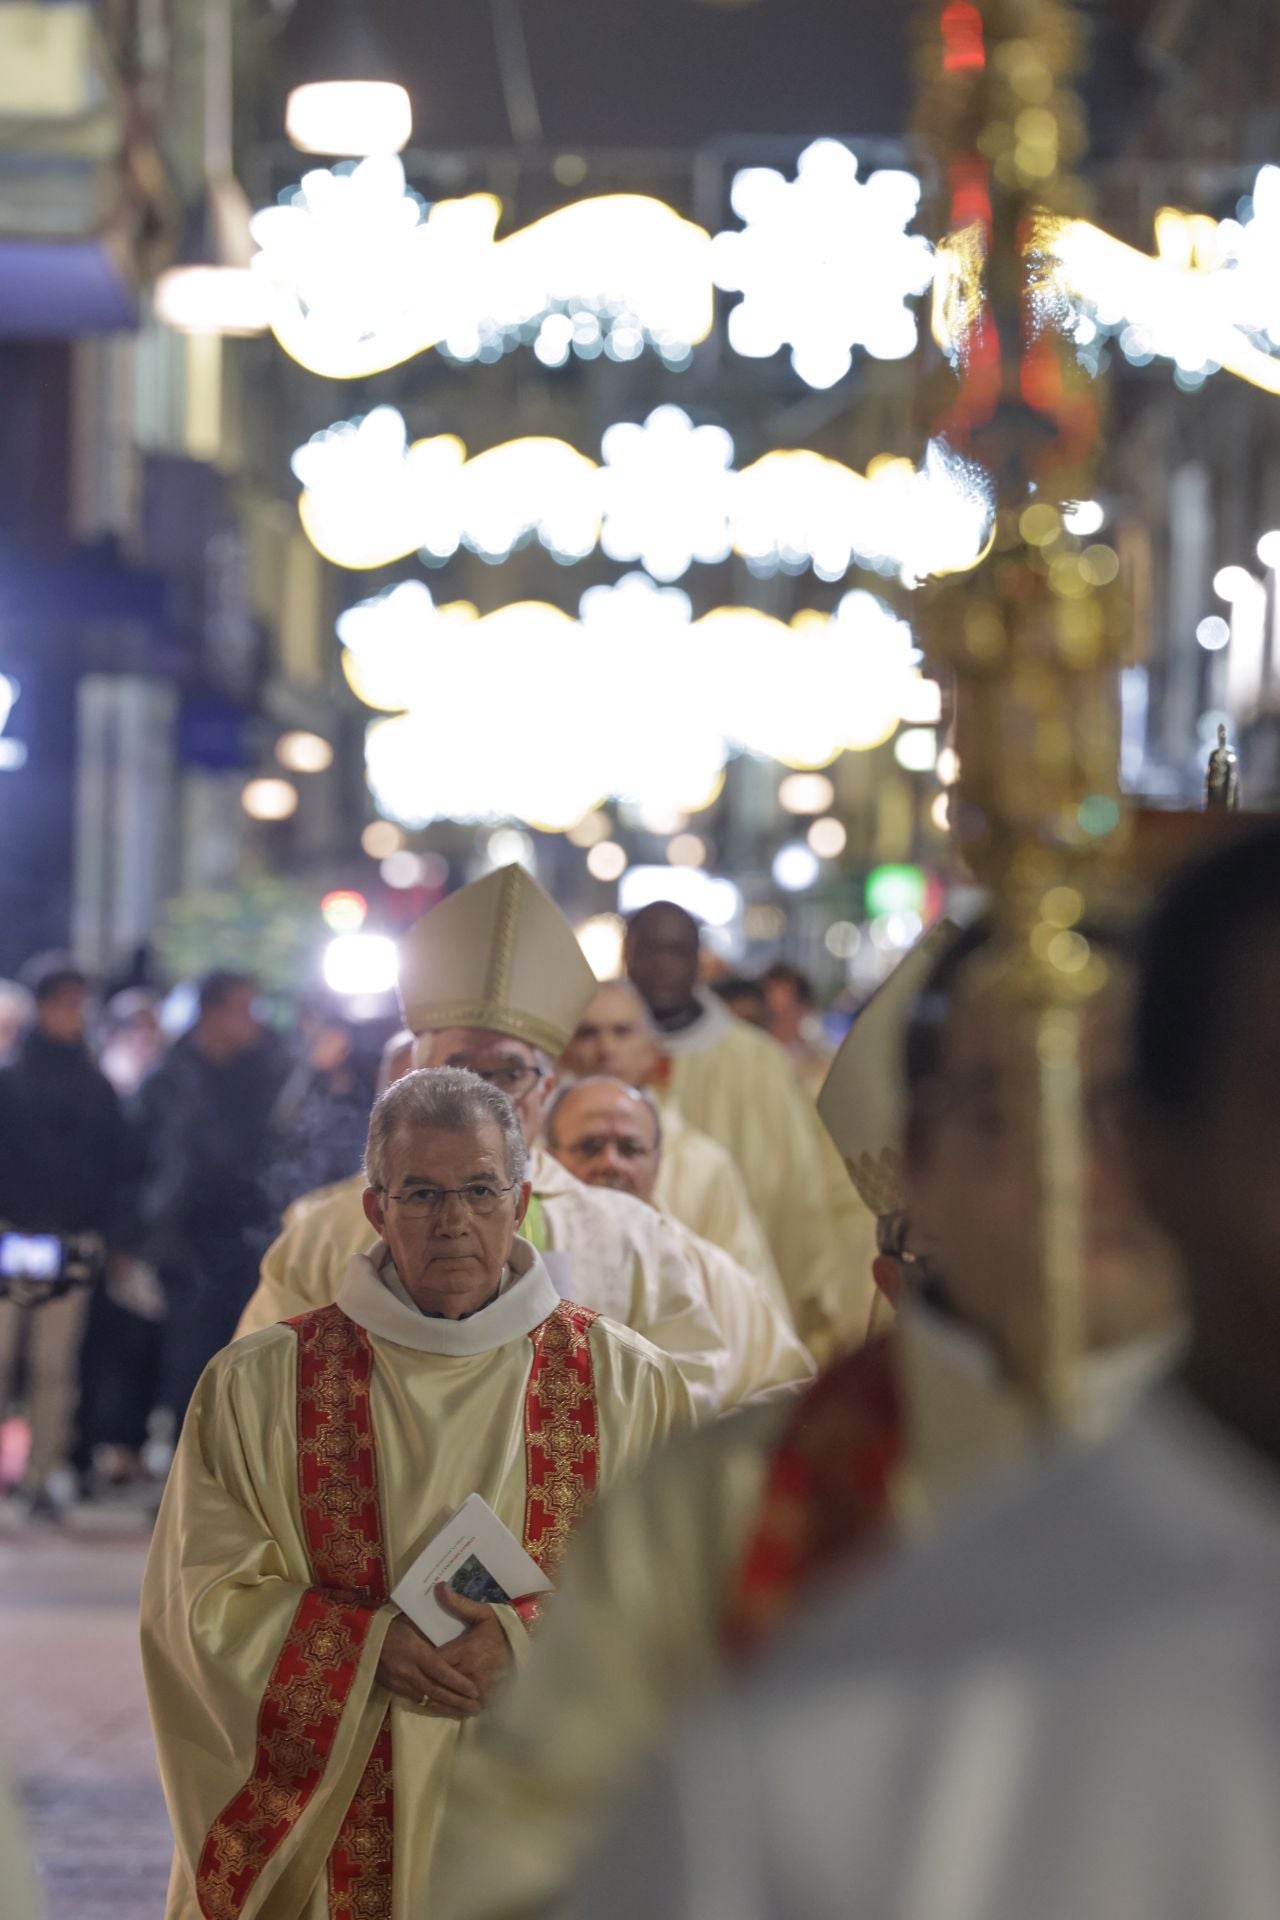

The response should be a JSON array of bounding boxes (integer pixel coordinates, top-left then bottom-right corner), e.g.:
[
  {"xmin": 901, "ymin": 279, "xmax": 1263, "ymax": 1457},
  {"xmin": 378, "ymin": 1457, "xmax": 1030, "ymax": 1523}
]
[
  {"xmin": 135, "ymin": 970, "xmax": 289, "ymax": 1422},
  {"xmin": 0, "ymin": 959, "xmax": 128, "ymax": 1514}
]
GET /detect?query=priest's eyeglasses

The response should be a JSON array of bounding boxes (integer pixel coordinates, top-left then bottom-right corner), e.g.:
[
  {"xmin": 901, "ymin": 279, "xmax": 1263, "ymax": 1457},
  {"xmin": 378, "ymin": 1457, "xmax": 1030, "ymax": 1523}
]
[{"xmin": 381, "ymin": 1181, "xmax": 518, "ymax": 1217}]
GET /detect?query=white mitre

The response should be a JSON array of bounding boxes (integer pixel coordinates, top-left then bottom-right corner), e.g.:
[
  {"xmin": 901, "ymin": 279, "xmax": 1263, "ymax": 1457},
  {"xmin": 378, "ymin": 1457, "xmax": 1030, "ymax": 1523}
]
[
  {"xmin": 398, "ymin": 861, "xmax": 599, "ymax": 1055},
  {"xmin": 817, "ymin": 919, "xmax": 958, "ymax": 1219}
]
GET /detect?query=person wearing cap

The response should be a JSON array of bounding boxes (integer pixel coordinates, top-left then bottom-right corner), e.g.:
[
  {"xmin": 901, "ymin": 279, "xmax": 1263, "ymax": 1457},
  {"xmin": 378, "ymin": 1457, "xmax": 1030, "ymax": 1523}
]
[
  {"xmin": 237, "ymin": 868, "xmax": 734, "ymax": 1415},
  {"xmin": 142, "ymin": 1067, "xmax": 691, "ymax": 1920},
  {"xmin": 561, "ymin": 979, "xmax": 787, "ymax": 1307},
  {"xmin": 543, "ymin": 1077, "xmax": 813, "ymax": 1404},
  {"xmin": 624, "ymin": 901, "xmax": 877, "ymax": 1356},
  {"xmin": 433, "ymin": 918, "xmax": 1183, "ymax": 1920}
]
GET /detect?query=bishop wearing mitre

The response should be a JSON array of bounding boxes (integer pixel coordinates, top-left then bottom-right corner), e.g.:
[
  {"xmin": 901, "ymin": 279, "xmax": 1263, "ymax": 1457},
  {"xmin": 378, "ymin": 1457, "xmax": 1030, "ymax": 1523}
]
[
  {"xmin": 239, "ymin": 864, "xmax": 747, "ymax": 1414},
  {"xmin": 140, "ymin": 1066, "xmax": 691, "ymax": 1920}
]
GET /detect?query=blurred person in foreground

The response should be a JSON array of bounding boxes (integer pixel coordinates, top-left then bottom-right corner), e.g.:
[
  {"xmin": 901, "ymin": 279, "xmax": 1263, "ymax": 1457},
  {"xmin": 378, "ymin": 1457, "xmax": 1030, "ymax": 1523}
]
[
  {"xmin": 564, "ymin": 847, "xmax": 1280, "ymax": 1920},
  {"xmin": 135, "ymin": 969, "xmax": 288, "ymax": 1422},
  {"xmin": 238, "ymin": 867, "xmax": 732, "ymax": 1416},
  {"xmin": 761, "ymin": 960, "xmax": 835, "ymax": 1098},
  {"xmin": 562, "ymin": 979, "xmax": 785, "ymax": 1304},
  {"xmin": 626, "ymin": 901, "xmax": 876, "ymax": 1354},
  {"xmin": 142, "ymin": 1067, "xmax": 690, "ymax": 1920},
  {"xmin": 544, "ymin": 1077, "xmax": 812, "ymax": 1404},
  {"xmin": 0, "ymin": 957, "xmax": 130, "ymax": 1515},
  {"xmin": 437, "ymin": 916, "xmax": 1183, "ymax": 1920}
]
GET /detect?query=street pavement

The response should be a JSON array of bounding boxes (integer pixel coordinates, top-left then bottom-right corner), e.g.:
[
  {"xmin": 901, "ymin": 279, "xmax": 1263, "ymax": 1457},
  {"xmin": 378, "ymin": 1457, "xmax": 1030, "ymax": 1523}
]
[{"xmin": 0, "ymin": 1514, "xmax": 172, "ymax": 1919}]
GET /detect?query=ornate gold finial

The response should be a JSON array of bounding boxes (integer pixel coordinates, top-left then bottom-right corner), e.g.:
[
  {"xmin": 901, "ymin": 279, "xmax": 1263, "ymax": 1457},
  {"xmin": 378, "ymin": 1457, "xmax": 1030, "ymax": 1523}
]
[{"xmin": 913, "ymin": 0, "xmax": 1131, "ymax": 1419}]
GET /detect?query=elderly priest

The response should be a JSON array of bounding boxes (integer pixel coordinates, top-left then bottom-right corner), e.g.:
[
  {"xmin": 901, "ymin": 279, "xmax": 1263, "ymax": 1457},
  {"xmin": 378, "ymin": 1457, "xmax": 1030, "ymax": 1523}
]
[
  {"xmin": 239, "ymin": 866, "xmax": 732, "ymax": 1414},
  {"xmin": 141, "ymin": 1067, "xmax": 691, "ymax": 1920}
]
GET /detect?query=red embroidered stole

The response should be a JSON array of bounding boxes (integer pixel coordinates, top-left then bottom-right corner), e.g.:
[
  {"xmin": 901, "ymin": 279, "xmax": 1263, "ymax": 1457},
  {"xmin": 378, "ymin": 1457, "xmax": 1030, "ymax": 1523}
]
[
  {"xmin": 195, "ymin": 1305, "xmax": 389, "ymax": 1920},
  {"xmin": 722, "ymin": 1334, "xmax": 904, "ymax": 1661},
  {"xmin": 195, "ymin": 1297, "xmax": 602, "ymax": 1919}
]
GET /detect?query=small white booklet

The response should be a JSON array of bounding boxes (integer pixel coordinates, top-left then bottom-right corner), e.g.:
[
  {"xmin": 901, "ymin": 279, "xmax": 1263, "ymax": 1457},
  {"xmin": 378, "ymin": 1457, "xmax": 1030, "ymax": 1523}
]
[{"xmin": 390, "ymin": 1493, "xmax": 554, "ymax": 1646}]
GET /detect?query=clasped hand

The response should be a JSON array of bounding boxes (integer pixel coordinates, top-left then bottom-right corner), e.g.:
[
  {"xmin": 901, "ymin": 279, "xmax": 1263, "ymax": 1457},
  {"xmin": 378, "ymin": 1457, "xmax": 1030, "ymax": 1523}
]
[{"xmin": 376, "ymin": 1584, "xmax": 513, "ymax": 1721}]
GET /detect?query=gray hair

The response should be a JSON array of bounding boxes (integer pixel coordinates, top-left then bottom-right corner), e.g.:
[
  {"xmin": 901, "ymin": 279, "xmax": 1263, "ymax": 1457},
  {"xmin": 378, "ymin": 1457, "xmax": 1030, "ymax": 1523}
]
[
  {"xmin": 544, "ymin": 1075, "xmax": 662, "ymax": 1149},
  {"xmin": 364, "ymin": 1066, "xmax": 529, "ymax": 1190}
]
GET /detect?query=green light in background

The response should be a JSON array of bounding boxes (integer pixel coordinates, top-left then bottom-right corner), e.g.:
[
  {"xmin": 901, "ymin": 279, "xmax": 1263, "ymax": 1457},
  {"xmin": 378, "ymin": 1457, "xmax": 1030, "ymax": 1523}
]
[
  {"xmin": 865, "ymin": 864, "xmax": 926, "ymax": 916},
  {"xmin": 1077, "ymin": 795, "xmax": 1120, "ymax": 838}
]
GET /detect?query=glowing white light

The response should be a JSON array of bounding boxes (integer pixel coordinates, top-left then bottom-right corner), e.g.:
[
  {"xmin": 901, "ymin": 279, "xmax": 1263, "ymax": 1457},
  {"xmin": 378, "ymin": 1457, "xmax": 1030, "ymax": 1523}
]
[
  {"xmin": 825, "ymin": 920, "xmax": 862, "ymax": 959},
  {"xmin": 712, "ymin": 140, "xmax": 934, "ymax": 387},
  {"xmin": 587, "ymin": 840, "xmax": 628, "ymax": 882},
  {"xmin": 323, "ymin": 932, "xmax": 399, "ymax": 997},
  {"xmin": 637, "ymin": 804, "xmax": 689, "ymax": 835},
  {"xmin": 567, "ymin": 811, "xmax": 611, "ymax": 848},
  {"xmin": 898, "ymin": 677, "xmax": 944, "ymax": 725},
  {"xmin": 242, "ymin": 777, "xmax": 298, "ymax": 821},
  {"xmin": 930, "ymin": 791, "xmax": 951, "ymax": 831},
  {"xmin": 599, "ymin": 406, "xmax": 734, "ymax": 582},
  {"xmin": 894, "ymin": 727, "xmax": 938, "ymax": 772},
  {"xmin": 252, "ymin": 159, "xmax": 714, "ymax": 380},
  {"xmin": 285, "ymin": 81, "xmax": 412, "ymax": 159},
  {"xmin": 153, "ymin": 265, "xmax": 271, "ymax": 337},
  {"xmin": 1215, "ymin": 565, "xmax": 1259, "ymax": 602},
  {"xmin": 380, "ymin": 851, "xmax": 425, "ymax": 888},
  {"xmin": 361, "ymin": 820, "xmax": 404, "ymax": 858},
  {"xmin": 294, "ymin": 409, "xmax": 468, "ymax": 570},
  {"xmin": 807, "ymin": 817, "xmax": 847, "ymax": 858},
  {"xmin": 1196, "ymin": 615, "xmax": 1231, "ymax": 651},
  {"xmin": 577, "ymin": 575, "xmax": 725, "ymax": 814},
  {"xmin": 276, "ymin": 730, "xmax": 334, "ymax": 773},
  {"xmin": 295, "ymin": 404, "xmax": 990, "ymax": 587},
  {"xmin": 577, "ymin": 914, "xmax": 625, "ymax": 981},
  {"xmin": 1257, "ymin": 530, "xmax": 1280, "ymax": 570},
  {"xmin": 710, "ymin": 589, "xmax": 920, "ymax": 767},
  {"xmin": 619, "ymin": 866, "xmax": 741, "ymax": 927},
  {"xmin": 487, "ymin": 829, "xmax": 535, "ymax": 872},
  {"xmin": 0, "ymin": 674, "xmax": 26, "ymax": 771},
  {"xmin": 1055, "ymin": 172, "xmax": 1280, "ymax": 398},
  {"xmin": 1063, "ymin": 499, "xmax": 1106, "ymax": 536},
  {"xmin": 773, "ymin": 843, "xmax": 820, "ymax": 891},
  {"xmin": 666, "ymin": 833, "xmax": 707, "ymax": 868},
  {"xmin": 936, "ymin": 746, "xmax": 961, "ymax": 787},
  {"xmin": 346, "ymin": 576, "xmax": 923, "ymax": 829},
  {"xmin": 778, "ymin": 772, "xmax": 835, "ymax": 814},
  {"xmin": 732, "ymin": 439, "xmax": 992, "ymax": 588}
]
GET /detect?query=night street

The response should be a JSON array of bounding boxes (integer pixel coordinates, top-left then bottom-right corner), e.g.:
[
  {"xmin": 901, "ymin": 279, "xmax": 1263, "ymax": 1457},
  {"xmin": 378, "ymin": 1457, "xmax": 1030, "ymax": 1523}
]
[{"xmin": 0, "ymin": 1520, "xmax": 171, "ymax": 1919}]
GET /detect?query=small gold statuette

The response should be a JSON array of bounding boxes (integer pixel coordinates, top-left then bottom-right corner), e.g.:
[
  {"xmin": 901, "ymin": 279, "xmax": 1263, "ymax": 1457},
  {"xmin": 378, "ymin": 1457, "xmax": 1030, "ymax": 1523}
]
[{"xmin": 1205, "ymin": 723, "xmax": 1240, "ymax": 811}]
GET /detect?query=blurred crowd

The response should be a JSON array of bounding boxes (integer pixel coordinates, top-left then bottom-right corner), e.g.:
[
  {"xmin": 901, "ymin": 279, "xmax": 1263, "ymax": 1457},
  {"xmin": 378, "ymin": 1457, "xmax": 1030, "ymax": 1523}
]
[
  {"xmin": 0, "ymin": 939, "xmax": 852, "ymax": 1521},
  {"xmin": 0, "ymin": 959, "xmax": 397, "ymax": 1518}
]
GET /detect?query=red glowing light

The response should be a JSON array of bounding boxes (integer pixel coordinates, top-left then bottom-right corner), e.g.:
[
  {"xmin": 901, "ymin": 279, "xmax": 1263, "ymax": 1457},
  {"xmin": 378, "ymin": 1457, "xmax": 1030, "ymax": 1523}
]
[{"xmin": 941, "ymin": 1, "xmax": 986, "ymax": 71}]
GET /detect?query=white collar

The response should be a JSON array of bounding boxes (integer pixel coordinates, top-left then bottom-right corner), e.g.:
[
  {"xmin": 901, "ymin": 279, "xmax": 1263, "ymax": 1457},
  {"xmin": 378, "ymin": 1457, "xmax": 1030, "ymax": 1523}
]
[
  {"xmin": 654, "ymin": 986, "xmax": 734, "ymax": 1058},
  {"xmin": 336, "ymin": 1234, "xmax": 559, "ymax": 1355}
]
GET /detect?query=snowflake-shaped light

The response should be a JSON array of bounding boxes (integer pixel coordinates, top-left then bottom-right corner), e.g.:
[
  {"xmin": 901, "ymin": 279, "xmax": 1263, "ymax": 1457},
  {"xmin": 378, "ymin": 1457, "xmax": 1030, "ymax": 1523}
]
[
  {"xmin": 712, "ymin": 139, "xmax": 935, "ymax": 389},
  {"xmin": 599, "ymin": 406, "xmax": 735, "ymax": 582}
]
